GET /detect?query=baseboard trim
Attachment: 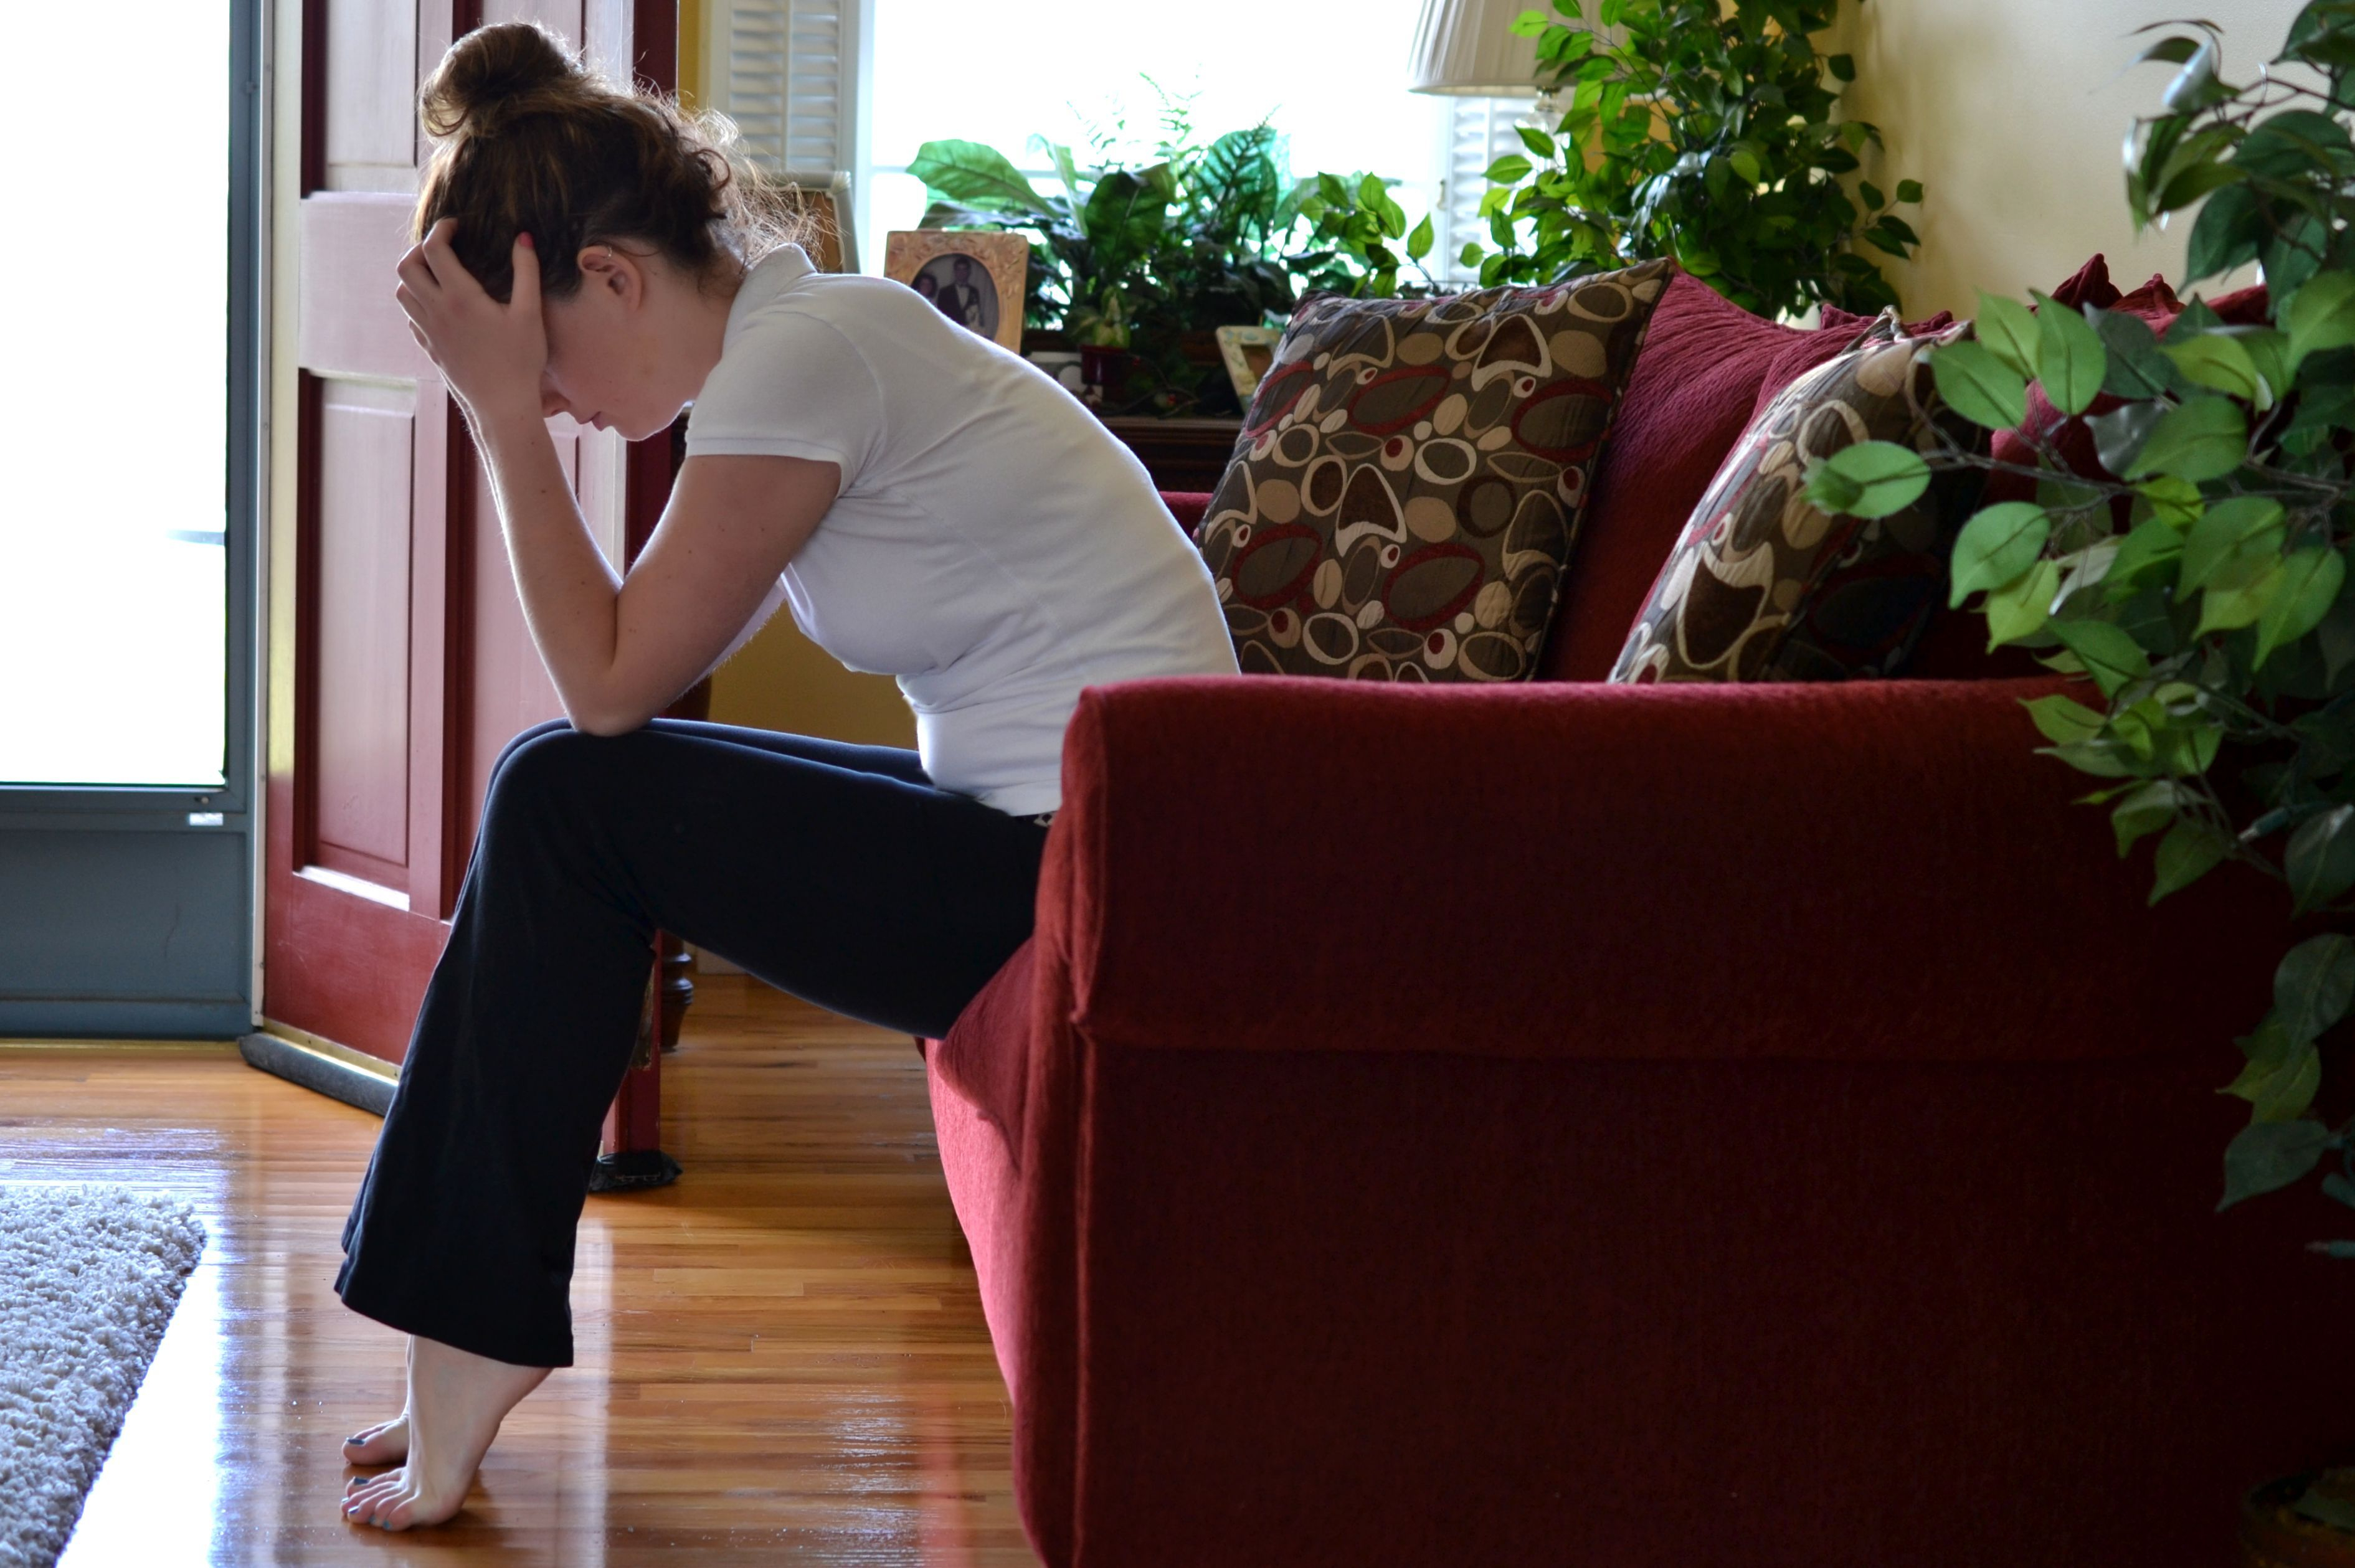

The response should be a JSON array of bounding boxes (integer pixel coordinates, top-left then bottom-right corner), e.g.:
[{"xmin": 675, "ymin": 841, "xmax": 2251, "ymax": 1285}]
[{"xmin": 238, "ymin": 1025, "xmax": 396, "ymax": 1118}]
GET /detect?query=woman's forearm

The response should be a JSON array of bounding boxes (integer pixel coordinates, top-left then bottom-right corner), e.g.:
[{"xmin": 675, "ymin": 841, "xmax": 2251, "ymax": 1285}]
[{"xmin": 470, "ymin": 402, "xmax": 631, "ymax": 732}]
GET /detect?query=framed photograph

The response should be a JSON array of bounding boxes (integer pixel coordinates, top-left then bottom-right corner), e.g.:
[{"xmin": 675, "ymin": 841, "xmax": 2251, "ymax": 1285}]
[
  {"xmin": 1215, "ymin": 325, "xmax": 1282, "ymax": 400},
  {"xmin": 771, "ymin": 169, "xmax": 856, "ymax": 274},
  {"xmin": 884, "ymin": 230, "xmax": 1029, "ymax": 352}
]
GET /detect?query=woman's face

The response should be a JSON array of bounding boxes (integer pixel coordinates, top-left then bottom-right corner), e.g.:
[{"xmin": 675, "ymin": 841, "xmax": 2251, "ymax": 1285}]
[{"xmin": 536, "ymin": 244, "xmax": 718, "ymax": 442}]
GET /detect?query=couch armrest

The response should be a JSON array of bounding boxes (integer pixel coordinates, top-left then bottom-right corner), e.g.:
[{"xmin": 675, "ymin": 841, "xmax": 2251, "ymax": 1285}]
[{"xmin": 1048, "ymin": 675, "xmax": 2275, "ymax": 1064}]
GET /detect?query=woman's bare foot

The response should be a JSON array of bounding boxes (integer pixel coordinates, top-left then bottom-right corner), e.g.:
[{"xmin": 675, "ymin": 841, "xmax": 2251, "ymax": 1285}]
[{"xmin": 341, "ymin": 1334, "xmax": 549, "ymax": 1531}]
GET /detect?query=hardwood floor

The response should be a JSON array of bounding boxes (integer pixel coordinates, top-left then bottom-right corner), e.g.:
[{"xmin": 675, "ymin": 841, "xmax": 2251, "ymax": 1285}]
[{"xmin": 0, "ymin": 975, "xmax": 1040, "ymax": 1566}]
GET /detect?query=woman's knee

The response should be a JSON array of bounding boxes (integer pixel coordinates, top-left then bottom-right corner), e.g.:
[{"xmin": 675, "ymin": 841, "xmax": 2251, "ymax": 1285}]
[
  {"xmin": 485, "ymin": 719, "xmax": 577, "ymax": 794},
  {"xmin": 481, "ymin": 725, "xmax": 611, "ymax": 832}
]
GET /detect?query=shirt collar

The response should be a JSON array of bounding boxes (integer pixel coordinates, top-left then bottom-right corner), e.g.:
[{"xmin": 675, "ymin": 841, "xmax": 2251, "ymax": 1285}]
[{"xmin": 723, "ymin": 244, "xmax": 815, "ymax": 344}]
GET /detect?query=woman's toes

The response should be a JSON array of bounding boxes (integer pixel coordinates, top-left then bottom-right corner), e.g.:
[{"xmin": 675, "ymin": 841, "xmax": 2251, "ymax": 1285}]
[{"xmin": 341, "ymin": 1416, "xmax": 409, "ymax": 1464}]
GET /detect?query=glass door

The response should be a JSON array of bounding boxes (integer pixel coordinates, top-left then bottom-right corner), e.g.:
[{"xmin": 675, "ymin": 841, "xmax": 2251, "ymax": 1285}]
[{"xmin": 0, "ymin": 0, "xmax": 262, "ymax": 1037}]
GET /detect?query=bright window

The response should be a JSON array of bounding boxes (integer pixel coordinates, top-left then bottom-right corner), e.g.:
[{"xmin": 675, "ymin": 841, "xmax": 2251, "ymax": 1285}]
[
  {"xmin": 864, "ymin": 0, "xmax": 1451, "ymax": 283},
  {"xmin": 0, "ymin": 4, "xmax": 230, "ymax": 786}
]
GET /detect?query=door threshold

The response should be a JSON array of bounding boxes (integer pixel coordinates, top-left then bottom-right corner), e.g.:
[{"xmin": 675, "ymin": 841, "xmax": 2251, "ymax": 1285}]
[{"xmin": 239, "ymin": 1023, "xmax": 395, "ymax": 1117}]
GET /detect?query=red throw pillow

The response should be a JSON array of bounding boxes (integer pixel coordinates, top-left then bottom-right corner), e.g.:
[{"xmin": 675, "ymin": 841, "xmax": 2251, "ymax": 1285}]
[{"xmin": 1538, "ymin": 274, "xmax": 1925, "ymax": 681}]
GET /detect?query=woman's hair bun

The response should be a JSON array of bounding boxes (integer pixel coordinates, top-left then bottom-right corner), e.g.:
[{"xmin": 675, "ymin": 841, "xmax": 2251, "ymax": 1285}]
[{"xmin": 420, "ymin": 21, "xmax": 580, "ymax": 141}]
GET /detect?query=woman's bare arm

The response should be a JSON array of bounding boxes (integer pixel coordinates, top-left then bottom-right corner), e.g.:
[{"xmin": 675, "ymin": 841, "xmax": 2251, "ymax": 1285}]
[
  {"xmin": 394, "ymin": 219, "xmax": 835, "ymax": 734},
  {"xmin": 468, "ymin": 427, "xmax": 835, "ymax": 734}
]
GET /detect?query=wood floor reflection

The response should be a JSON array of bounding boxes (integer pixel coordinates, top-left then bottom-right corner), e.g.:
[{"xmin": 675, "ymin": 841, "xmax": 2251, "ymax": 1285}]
[{"xmin": 0, "ymin": 975, "xmax": 1038, "ymax": 1566}]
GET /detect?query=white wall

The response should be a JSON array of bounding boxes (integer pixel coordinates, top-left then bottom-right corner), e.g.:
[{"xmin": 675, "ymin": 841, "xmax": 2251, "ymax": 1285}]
[{"xmin": 1831, "ymin": 0, "xmax": 2307, "ymax": 316}]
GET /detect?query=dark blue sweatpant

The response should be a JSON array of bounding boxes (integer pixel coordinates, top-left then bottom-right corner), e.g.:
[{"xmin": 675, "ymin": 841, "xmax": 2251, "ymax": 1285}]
[{"xmin": 335, "ymin": 717, "xmax": 1048, "ymax": 1366}]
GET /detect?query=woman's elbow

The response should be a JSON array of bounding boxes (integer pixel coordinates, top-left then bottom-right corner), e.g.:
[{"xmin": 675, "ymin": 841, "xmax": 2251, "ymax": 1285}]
[{"xmin": 563, "ymin": 701, "xmax": 653, "ymax": 739}]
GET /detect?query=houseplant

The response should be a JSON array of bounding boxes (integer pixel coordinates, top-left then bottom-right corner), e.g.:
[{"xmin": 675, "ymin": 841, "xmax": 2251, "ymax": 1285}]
[
  {"xmin": 909, "ymin": 111, "xmax": 1436, "ymax": 415},
  {"xmin": 1461, "ymin": 0, "xmax": 1922, "ymax": 319},
  {"xmin": 1803, "ymin": 0, "xmax": 2355, "ymax": 1285}
]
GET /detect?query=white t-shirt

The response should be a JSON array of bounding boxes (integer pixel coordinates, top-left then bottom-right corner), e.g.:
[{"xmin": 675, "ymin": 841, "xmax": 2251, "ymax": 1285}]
[{"xmin": 686, "ymin": 245, "xmax": 1239, "ymax": 816}]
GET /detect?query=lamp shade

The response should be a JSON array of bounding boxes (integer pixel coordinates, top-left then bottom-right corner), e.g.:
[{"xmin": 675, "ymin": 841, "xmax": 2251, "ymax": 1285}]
[{"xmin": 1407, "ymin": 0, "xmax": 1543, "ymax": 96}]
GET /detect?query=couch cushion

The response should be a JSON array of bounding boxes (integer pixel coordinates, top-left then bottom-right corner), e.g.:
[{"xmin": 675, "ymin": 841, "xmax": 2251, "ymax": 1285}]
[
  {"xmin": 1537, "ymin": 275, "xmax": 1943, "ymax": 681},
  {"xmin": 1611, "ymin": 319, "xmax": 1986, "ymax": 682},
  {"xmin": 1194, "ymin": 261, "xmax": 1672, "ymax": 682}
]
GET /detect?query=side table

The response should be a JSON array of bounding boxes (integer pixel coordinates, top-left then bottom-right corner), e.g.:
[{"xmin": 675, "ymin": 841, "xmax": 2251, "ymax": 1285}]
[{"xmin": 1099, "ymin": 416, "xmax": 1244, "ymax": 493}]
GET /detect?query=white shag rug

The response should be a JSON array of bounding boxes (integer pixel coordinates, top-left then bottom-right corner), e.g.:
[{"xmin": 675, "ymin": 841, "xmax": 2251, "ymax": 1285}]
[{"xmin": 0, "ymin": 1186, "xmax": 206, "ymax": 1568}]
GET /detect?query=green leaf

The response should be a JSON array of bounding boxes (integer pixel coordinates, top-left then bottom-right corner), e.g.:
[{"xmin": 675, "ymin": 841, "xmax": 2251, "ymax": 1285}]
[
  {"xmin": 2288, "ymin": 805, "xmax": 2355, "ymax": 914},
  {"xmin": 2162, "ymin": 333, "xmax": 2265, "ymax": 401},
  {"xmin": 1976, "ymin": 291, "xmax": 2043, "ymax": 380},
  {"xmin": 2090, "ymin": 307, "xmax": 2178, "ymax": 400},
  {"xmin": 1896, "ymin": 179, "xmax": 1924, "ymax": 204},
  {"xmin": 2035, "ymin": 298, "xmax": 2110, "ymax": 417},
  {"xmin": 2186, "ymin": 182, "xmax": 2265, "ymax": 281},
  {"xmin": 1930, "ymin": 341, "xmax": 2028, "ymax": 431},
  {"xmin": 2105, "ymin": 516, "xmax": 2188, "ymax": 603},
  {"xmin": 2288, "ymin": 270, "xmax": 2355, "ymax": 369},
  {"xmin": 2196, "ymin": 554, "xmax": 2286, "ymax": 638},
  {"xmin": 2110, "ymin": 779, "xmax": 2183, "ymax": 856},
  {"xmin": 2024, "ymin": 692, "xmax": 2106, "ymax": 745},
  {"xmin": 2253, "ymin": 1043, "xmax": 2326, "ymax": 1123},
  {"xmin": 2150, "ymin": 815, "xmax": 2230, "ymax": 902},
  {"xmin": 2255, "ymin": 547, "xmax": 2346, "ymax": 666},
  {"xmin": 2219, "ymin": 1118, "xmax": 2331, "ymax": 1210},
  {"xmin": 2277, "ymin": 933, "xmax": 2355, "ymax": 1044},
  {"xmin": 1948, "ymin": 503, "xmax": 2051, "ymax": 605},
  {"xmin": 1987, "ymin": 559, "xmax": 2062, "ymax": 646},
  {"xmin": 1827, "ymin": 51, "xmax": 1857, "ymax": 82},
  {"xmin": 2179, "ymin": 496, "xmax": 2285, "ymax": 592},
  {"xmin": 2121, "ymin": 395, "xmax": 2248, "ymax": 481},
  {"xmin": 907, "ymin": 139, "xmax": 1057, "ymax": 219},
  {"xmin": 1517, "ymin": 125, "xmax": 1558, "ymax": 159},
  {"xmin": 1811, "ymin": 441, "xmax": 1931, "ymax": 519},
  {"xmin": 2234, "ymin": 329, "xmax": 2295, "ymax": 411},
  {"xmin": 2156, "ymin": 158, "xmax": 2246, "ymax": 212},
  {"xmin": 1406, "ymin": 213, "xmax": 1434, "ymax": 262},
  {"xmin": 1485, "ymin": 153, "xmax": 1535, "ymax": 185},
  {"xmin": 2092, "ymin": 402, "xmax": 2168, "ymax": 476},
  {"xmin": 2050, "ymin": 620, "xmax": 2152, "ymax": 697},
  {"xmin": 2138, "ymin": 476, "xmax": 2205, "ymax": 529},
  {"xmin": 2295, "ymin": 1486, "xmax": 2355, "ymax": 1531}
]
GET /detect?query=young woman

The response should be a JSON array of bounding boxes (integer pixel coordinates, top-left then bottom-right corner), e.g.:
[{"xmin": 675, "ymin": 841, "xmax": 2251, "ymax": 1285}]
[{"xmin": 334, "ymin": 22, "xmax": 1236, "ymax": 1532}]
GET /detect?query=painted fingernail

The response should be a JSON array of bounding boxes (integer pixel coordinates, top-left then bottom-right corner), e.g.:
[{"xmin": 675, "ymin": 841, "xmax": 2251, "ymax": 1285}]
[{"xmin": 519, "ymin": 232, "xmax": 535, "ymax": 249}]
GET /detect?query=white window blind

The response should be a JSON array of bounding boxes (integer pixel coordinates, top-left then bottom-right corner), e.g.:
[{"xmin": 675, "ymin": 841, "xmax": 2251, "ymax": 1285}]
[
  {"xmin": 701, "ymin": 0, "xmax": 870, "ymax": 177},
  {"xmin": 1438, "ymin": 95, "xmax": 1534, "ymax": 283}
]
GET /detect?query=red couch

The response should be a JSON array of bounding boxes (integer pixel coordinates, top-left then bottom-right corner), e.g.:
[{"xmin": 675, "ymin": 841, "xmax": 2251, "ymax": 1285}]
[{"xmin": 926, "ymin": 272, "xmax": 2355, "ymax": 1567}]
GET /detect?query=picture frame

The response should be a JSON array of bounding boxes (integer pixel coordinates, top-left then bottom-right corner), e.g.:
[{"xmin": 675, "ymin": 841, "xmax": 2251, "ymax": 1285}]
[
  {"xmin": 771, "ymin": 169, "xmax": 857, "ymax": 274},
  {"xmin": 884, "ymin": 230, "xmax": 1030, "ymax": 352},
  {"xmin": 1215, "ymin": 324, "xmax": 1282, "ymax": 401}
]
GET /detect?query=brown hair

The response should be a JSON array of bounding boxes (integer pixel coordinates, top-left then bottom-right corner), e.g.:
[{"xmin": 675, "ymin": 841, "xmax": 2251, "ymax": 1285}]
[{"xmin": 414, "ymin": 21, "xmax": 802, "ymax": 302}]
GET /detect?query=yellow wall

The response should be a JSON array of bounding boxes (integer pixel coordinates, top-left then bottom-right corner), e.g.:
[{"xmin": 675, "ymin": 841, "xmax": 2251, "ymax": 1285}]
[
  {"xmin": 1831, "ymin": 0, "xmax": 2306, "ymax": 318},
  {"xmin": 682, "ymin": 0, "xmax": 916, "ymax": 746}
]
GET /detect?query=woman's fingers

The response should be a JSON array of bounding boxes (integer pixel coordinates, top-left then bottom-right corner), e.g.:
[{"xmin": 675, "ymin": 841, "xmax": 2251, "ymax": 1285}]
[
  {"xmin": 415, "ymin": 217, "xmax": 464, "ymax": 288},
  {"xmin": 509, "ymin": 231, "xmax": 540, "ymax": 312}
]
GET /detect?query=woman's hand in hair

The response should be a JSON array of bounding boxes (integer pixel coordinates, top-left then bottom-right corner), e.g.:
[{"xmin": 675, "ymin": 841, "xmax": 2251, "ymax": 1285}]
[{"xmin": 394, "ymin": 217, "xmax": 548, "ymax": 425}]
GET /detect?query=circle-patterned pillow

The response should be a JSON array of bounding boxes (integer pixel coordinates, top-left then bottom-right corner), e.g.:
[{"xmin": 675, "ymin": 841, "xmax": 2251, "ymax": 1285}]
[
  {"xmin": 1609, "ymin": 317, "xmax": 1988, "ymax": 684},
  {"xmin": 1195, "ymin": 260, "xmax": 1674, "ymax": 682}
]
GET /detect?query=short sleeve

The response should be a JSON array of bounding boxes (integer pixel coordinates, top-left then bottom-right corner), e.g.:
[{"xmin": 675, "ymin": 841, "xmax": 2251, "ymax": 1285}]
[{"xmin": 685, "ymin": 308, "xmax": 886, "ymax": 484}]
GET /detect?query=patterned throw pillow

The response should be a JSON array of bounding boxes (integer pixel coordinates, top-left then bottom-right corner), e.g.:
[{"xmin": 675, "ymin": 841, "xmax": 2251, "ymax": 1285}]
[
  {"xmin": 1608, "ymin": 318, "xmax": 1985, "ymax": 684},
  {"xmin": 1195, "ymin": 260, "xmax": 1673, "ymax": 682}
]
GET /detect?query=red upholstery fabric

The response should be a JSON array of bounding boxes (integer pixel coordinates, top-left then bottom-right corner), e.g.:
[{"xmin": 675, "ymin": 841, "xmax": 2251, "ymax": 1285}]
[
  {"xmin": 1539, "ymin": 273, "xmax": 1891, "ymax": 682},
  {"xmin": 929, "ymin": 672, "xmax": 2352, "ymax": 1568}
]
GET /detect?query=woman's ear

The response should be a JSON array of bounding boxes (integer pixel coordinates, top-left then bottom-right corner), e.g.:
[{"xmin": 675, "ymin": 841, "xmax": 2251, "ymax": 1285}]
[{"xmin": 574, "ymin": 244, "xmax": 645, "ymax": 309}]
